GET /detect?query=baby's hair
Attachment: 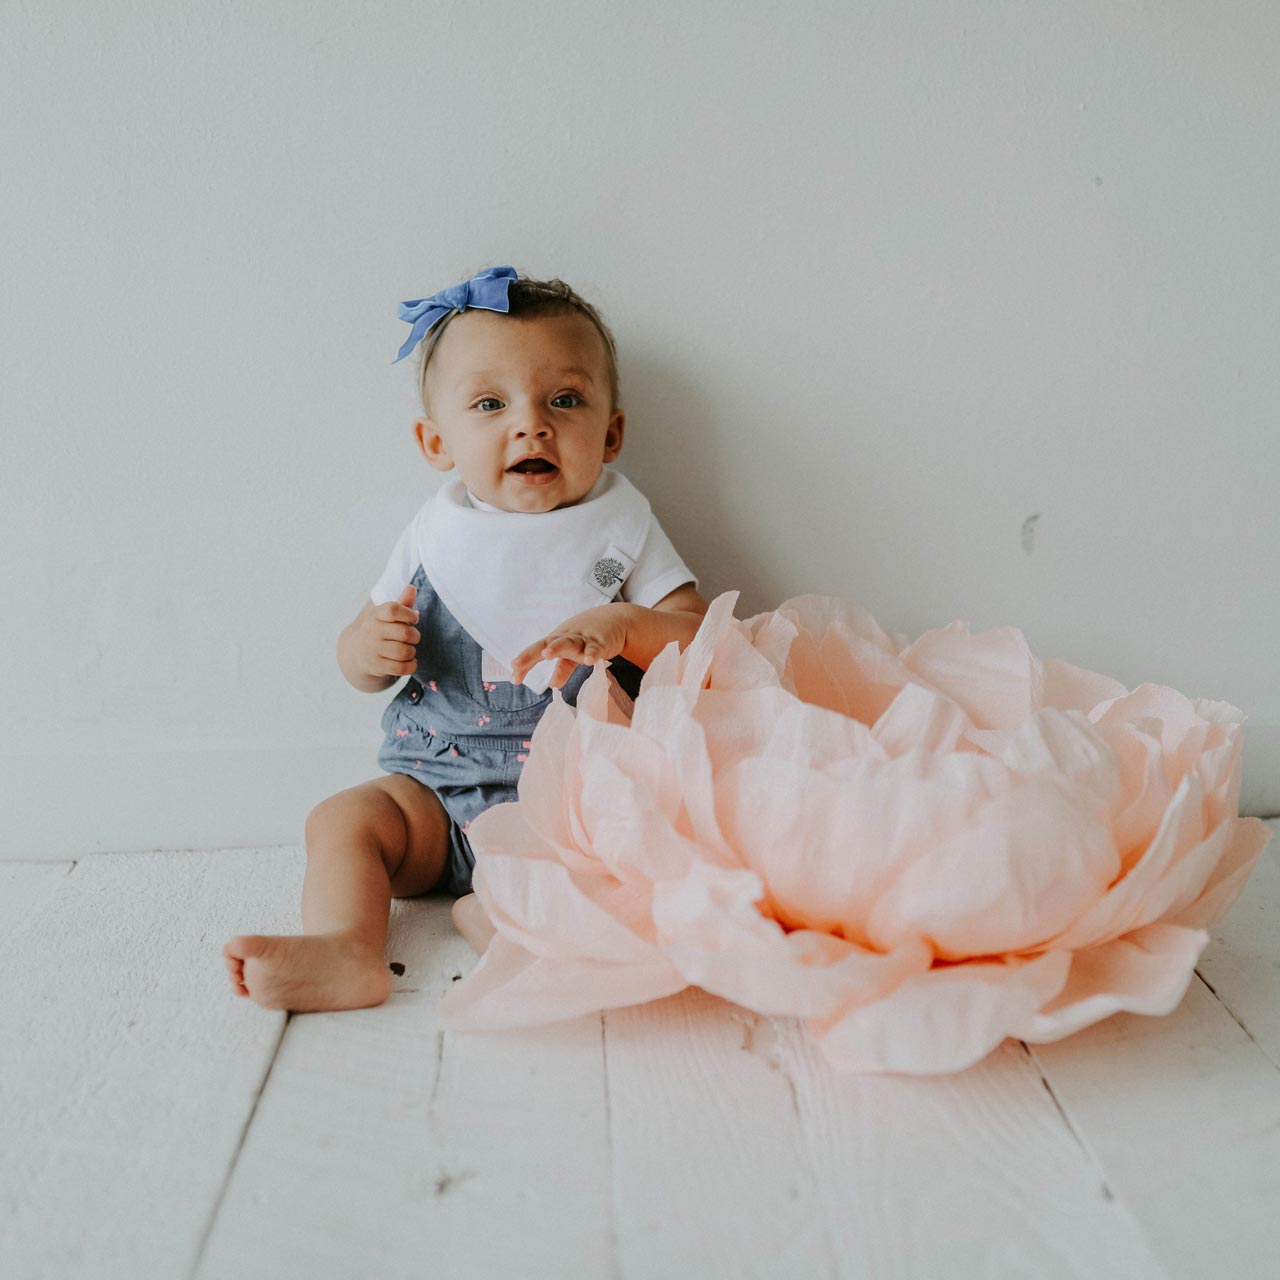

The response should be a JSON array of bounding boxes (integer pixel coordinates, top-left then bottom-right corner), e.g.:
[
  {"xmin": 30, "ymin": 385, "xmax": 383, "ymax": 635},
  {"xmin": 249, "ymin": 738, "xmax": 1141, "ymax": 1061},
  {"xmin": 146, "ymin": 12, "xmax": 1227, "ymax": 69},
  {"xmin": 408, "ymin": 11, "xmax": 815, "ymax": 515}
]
[{"xmin": 416, "ymin": 270, "xmax": 620, "ymax": 416}]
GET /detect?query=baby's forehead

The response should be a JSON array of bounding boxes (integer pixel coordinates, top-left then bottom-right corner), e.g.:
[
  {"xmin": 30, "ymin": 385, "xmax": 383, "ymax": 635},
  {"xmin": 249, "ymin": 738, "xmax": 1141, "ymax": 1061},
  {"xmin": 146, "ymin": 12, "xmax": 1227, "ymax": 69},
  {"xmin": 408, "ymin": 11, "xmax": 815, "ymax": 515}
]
[{"xmin": 440, "ymin": 311, "xmax": 606, "ymax": 379}]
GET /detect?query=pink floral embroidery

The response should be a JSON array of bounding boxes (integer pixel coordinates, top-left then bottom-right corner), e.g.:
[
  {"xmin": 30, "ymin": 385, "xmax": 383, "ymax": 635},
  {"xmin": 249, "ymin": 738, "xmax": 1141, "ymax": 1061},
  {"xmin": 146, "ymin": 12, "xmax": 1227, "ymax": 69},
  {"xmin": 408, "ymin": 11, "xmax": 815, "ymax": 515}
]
[
  {"xmin": 428, "ymin": 726, "xmax": 437, "ymax": 735},
  {"xmin": 428, "ymin": 679, "xmax": 438, "ymax": 691},
  {"xmin": 477, "ymin": 715, "xmax": 491, "ymax": 727},
  {"xmin": 396, "ymin": 728, "xmax": 409, "ymax": 738},
  {"xmin": 522, "ymin": 740, "xmax": 532, "ymax": 748},
  {"xmin": 450, "ymin": 747, "xmax": 459, "ymax": 757},
  {"xmin": 517, "ymin": 753, "xmax": 527, "ymax": 762},
  {"xmin": 413, "ymin": 760, "xmax": 422, "ymax": 769}
]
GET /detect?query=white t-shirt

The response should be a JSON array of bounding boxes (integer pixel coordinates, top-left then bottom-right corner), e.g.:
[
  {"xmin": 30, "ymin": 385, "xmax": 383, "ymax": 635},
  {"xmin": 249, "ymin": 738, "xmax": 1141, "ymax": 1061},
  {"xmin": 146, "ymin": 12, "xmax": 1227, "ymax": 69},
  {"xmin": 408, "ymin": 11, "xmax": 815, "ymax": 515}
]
[{"xmin": 370, "ymin": 478, "xmax": 698, "ymax": 683}]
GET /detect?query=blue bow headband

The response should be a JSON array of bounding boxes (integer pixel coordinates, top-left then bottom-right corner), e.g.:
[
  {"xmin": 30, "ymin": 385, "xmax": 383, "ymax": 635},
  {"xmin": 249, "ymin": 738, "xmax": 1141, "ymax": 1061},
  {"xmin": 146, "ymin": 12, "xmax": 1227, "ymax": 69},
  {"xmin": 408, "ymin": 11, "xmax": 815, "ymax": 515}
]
[{"xmin": 392, "ymin": 264, "xmax": 518, "ymax": 364}]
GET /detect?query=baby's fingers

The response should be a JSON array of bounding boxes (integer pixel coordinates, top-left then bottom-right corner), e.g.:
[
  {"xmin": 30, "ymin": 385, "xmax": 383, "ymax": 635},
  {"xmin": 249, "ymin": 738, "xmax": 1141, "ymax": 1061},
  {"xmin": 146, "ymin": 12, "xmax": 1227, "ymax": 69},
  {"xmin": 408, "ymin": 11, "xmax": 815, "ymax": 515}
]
[
  {"xmin": 548, "ymin": 656, "xmax": 580, "ymax": 689},
  {"xmin": 372, "ymin": 639, "xmax": 417, "ymax": 676},
  {"xmin": 379, "ymin": 639, "xmax": 417, "ymax": 662},
  {"xmin": 380, "ymin": 620, "xmax": 420, "ymax": 645},
  {"xmin": 510, "ymin": 645, "xmax": 545, "ymax": 685},
  {"xmin": 541, "ymin": 634, "xmax": 587, "ymax": 658}
]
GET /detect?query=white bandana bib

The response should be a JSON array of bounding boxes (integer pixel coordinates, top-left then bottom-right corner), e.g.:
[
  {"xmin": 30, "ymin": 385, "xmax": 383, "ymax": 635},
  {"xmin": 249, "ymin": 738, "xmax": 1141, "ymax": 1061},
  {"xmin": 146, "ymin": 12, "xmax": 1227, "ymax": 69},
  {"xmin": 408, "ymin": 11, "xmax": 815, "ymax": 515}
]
[{"xmin": 417, "ymin": 465, "xmax": 653, "ymax": 694}]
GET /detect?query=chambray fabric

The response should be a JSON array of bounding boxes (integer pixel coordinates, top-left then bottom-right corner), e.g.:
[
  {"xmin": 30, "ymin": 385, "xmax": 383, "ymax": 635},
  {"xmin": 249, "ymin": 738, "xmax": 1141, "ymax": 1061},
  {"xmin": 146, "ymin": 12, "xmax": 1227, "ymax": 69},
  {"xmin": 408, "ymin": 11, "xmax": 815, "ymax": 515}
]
[{"xmin": 377, "ymin": 562, "xmax": 643, "ymax": 897}]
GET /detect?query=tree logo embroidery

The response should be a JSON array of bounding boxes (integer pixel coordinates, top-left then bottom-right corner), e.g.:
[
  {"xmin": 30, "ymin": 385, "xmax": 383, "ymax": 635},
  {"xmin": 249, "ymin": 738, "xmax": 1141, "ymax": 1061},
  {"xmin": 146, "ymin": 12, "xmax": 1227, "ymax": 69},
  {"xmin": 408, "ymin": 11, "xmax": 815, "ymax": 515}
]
[{"xmin": 593, "ymin": 556, "xmax": 626, "ymax": 592}]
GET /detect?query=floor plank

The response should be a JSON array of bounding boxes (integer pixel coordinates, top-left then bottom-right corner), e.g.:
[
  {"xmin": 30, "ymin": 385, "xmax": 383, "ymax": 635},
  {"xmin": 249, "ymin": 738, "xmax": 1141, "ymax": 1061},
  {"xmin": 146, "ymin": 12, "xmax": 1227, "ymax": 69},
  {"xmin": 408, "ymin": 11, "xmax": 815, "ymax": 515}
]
[
  {"xmin": 1027, "ymin": 825, "xmax": 1280, "ymax": 1280},
  {"xmin": 197, "ymin": 897, "xmax": 615, "ymax": 1280},
  {"xmin": 604, "ymin": 989, "xmax": 839, "ymax": 1280},
  {"xmin": 4, "ymin": 819, "xmax": 1278, "ymax": 1279},
  {"xmin": 776, "ymin": 1026, "xmax": 1167, "ymax": 1279},
  {"xmin": 1194, "ymin": 824, "xmax": 1280, "ymax": 1066},
  {"xmin": 0, "ymin": 848, "xmax": 299, "ymax": 1280}
]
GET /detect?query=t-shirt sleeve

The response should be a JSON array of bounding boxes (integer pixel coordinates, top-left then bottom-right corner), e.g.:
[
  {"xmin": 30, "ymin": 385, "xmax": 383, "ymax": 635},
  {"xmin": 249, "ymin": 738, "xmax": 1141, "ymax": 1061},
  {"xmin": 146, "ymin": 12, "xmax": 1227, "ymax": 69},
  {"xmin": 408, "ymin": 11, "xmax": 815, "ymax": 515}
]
[
  {"xmin": 620, "ymin": 513, "xmax": 699, "ymax": 608},
  {"xmin": 369, "ymin": 513, "xmax": 421, "ymax": 607}
]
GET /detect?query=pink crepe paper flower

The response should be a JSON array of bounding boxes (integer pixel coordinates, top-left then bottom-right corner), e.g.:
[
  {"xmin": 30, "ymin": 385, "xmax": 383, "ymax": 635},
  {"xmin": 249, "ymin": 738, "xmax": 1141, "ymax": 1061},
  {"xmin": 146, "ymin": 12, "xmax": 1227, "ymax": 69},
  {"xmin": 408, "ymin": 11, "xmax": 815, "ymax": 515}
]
[{"xmin": 436, "ymin": 591, "xmax": 1270, "ymax": 1075}]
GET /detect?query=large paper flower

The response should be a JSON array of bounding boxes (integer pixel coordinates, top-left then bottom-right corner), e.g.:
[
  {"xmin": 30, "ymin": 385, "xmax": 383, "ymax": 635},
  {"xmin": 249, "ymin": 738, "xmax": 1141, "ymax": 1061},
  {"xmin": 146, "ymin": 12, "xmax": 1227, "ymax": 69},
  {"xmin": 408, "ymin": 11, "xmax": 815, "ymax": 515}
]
[{"xmin": 436, "ymin": 592, "xmax": 1270, "ymax": 1075}]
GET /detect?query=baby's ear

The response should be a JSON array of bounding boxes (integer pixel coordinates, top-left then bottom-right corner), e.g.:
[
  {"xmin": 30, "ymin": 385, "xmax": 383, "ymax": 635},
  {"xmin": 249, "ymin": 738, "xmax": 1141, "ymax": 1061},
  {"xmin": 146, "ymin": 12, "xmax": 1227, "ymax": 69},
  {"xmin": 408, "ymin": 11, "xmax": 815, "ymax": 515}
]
[
  {"xmin": 602, "ymin": 409, "xmax": 625, "ymax": 461},
  {"xmin": 414, "ymin": 418, "xmax": 454, "ymax": 470}
]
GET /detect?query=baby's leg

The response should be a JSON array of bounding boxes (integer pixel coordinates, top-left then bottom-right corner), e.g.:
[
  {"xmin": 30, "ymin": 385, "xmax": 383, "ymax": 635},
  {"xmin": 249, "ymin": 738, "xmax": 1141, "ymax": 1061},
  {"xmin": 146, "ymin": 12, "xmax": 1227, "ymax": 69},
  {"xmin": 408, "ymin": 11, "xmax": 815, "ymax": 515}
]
[{"xmin": 223, "ymin": 775, "xmax": 452, "ymax": 1012}]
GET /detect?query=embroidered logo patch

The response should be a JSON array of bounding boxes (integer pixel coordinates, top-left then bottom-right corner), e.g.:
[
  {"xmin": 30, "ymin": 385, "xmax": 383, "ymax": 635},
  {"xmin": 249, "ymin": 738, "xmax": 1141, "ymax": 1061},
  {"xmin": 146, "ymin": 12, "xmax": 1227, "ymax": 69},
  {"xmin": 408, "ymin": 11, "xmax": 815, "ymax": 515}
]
[
  {"xmin": 593, "ymin": 557, "xmax": 625, "ymax": 590},
  {"xmin": 590, "ymin": 543, "xmax": 636, "ymax": 599}
]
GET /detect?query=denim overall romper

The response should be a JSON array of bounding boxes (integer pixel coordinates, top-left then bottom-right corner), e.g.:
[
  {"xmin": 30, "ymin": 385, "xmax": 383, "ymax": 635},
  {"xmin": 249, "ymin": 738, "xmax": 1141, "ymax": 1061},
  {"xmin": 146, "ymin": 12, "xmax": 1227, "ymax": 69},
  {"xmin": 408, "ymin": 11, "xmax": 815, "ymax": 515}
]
[{"xmin": 376, "ymin": 562, "xmax": 645, "ymax": 898}]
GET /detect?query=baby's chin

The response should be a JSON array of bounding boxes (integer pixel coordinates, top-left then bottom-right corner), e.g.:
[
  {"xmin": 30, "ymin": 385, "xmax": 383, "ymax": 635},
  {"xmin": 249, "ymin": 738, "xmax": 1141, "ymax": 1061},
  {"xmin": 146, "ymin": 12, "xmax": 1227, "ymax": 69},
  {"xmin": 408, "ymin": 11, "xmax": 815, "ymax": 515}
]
[{"xmin": 467, "ymin": 467, "xmax": 596, "ymax": 512}]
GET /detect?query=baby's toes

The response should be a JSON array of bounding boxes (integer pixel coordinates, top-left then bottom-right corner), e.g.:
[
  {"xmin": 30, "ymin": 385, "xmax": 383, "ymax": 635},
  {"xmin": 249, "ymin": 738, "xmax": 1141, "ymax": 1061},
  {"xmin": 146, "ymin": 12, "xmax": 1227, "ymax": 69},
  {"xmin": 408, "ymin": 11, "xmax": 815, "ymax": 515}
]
[
  {"xmin": 223, "ymin": 935, "xmax": 266, "ymax": 994},
  {"xmin": 222, "ymin": 952, "xmax": 248, "ymax": 996},
  {"xmin": 225, "ymin": 933, "xmax": 272, "ymax": 963}
]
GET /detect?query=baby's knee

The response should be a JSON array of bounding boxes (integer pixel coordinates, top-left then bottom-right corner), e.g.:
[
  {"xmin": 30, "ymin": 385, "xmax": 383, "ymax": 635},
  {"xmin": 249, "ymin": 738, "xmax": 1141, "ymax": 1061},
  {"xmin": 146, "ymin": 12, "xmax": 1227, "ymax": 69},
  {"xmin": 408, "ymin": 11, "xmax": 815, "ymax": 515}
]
[
  {"xmin": 305, "ymin": 788, "xmax": 362, "ymax": 832},
  {"xmin": 303, "ymin": 782, "xmax": 395, "ymax": 845}
]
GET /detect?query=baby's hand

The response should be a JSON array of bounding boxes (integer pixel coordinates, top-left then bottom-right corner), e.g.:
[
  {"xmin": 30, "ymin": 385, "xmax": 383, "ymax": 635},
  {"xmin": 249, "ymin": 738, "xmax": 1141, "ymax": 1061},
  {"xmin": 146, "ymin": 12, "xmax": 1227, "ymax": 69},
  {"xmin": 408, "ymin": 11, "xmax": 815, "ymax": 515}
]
[
  {"xmin": 510, "ymin": 605, "xmax": 631, "ymax": 689},
  {"xmin": 357, "ymin": 584, "xmax": 422, "ymax": 678}
]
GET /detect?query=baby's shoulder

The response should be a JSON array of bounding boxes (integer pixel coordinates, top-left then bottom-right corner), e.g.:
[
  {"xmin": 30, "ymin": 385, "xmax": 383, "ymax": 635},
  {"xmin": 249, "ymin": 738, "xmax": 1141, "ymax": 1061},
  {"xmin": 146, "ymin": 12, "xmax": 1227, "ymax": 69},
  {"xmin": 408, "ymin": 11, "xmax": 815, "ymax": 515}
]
[{"xmin": 406, "ymin": 491, "xmax": 438, "ymax": 527}]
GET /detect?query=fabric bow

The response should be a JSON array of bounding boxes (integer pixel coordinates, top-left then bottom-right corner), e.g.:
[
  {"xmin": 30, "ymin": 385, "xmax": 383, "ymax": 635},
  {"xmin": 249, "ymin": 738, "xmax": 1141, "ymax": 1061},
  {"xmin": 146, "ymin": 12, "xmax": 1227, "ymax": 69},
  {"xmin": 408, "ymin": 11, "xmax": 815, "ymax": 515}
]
[{"xmin": 392, "ymin": 265, "xmax": 518, "ymax": 364}]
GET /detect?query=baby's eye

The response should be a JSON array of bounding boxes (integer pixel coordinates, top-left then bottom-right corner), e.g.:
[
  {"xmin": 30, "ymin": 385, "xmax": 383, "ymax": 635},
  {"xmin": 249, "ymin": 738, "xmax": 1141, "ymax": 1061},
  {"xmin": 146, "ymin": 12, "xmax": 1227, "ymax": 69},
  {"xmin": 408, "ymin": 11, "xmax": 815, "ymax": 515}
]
[
  {"xmin": 551, "ymin": 393, "xmax": 582, "ymax": 408},
  {"xmin": 474, "ymin": 398, "xmax": 504, "ymax": 412}
]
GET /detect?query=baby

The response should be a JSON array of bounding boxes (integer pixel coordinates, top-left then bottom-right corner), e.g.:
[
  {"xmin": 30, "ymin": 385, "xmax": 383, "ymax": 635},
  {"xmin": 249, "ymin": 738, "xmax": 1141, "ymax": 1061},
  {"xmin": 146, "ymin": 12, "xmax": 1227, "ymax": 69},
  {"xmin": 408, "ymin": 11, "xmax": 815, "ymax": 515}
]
[{"xmin": 223, "ymin": 266, "xmax": 708, "ymax": 1012}]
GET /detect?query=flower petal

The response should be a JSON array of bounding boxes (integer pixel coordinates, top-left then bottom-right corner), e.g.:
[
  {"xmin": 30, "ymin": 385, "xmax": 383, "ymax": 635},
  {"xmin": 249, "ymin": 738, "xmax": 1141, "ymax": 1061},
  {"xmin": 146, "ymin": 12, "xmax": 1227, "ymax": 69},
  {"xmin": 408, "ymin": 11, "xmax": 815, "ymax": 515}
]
[
  {"xmin": 871, "ymin": 681, "xmax": 973, "ymax": 756},
  {"xmin": 470, "ymin": 835, "xmax": 662, "ymax": 964},
  {"xmin": 864, "ymin": 775, "xmax": 1119, "ymax": 959},
  {"xmin": 1162, "ymin": 815, "xmax": 1272, "ymax": 932},
  {"xmin": 716, "ymin": 751, "xmax": 1011, "ymax": 944},
  {"xmin": 579, "ymin": 754, "xmax": 708, "ymax": 882},
  {"xmin": 1041, "ymin": 655, "xmax": 1129, "ymax": 713},
  {"xmin": 1013, "ymin": 921, "xmax": 1210, "ymax": 1043},
  {"xmin": 809, "ymin": 949, "xmax": 1073, "ymax": 1076},
  {"xmin": 1041, "ymin": 770, "xmax": 1211, "ymax": 950},
  {"xmin": 437, "ymin": 931, "xmax": 686, "ymax": 1031},
  {"xmin": 652, "ymin": 860, "xmax": 933, "ymax": 1020},
  {"xmin": 899, "ymin": 622, "xmax": 1046, "ymax": 730}
]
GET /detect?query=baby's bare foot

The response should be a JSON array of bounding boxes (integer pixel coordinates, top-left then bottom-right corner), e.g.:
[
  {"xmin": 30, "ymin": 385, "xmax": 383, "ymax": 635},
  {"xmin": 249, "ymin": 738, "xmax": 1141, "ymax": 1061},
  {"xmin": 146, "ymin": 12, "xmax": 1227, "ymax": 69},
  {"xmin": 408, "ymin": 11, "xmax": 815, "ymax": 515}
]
[
  {"xmin": 451, "ymin": 892, "xmax": 497, "ymax": 956},
  {"xmin": 221, "ymin": 932, "xmax": 392, "ymax": 1012}
]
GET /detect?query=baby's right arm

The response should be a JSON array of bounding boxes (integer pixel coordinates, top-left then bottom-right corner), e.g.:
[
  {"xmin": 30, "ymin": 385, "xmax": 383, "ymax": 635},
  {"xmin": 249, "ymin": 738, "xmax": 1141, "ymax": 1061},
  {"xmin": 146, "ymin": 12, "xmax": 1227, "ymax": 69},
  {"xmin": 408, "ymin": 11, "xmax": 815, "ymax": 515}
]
[{"xmin": 336, "ymin": 585, "xmax": 421, "ymax": 692}]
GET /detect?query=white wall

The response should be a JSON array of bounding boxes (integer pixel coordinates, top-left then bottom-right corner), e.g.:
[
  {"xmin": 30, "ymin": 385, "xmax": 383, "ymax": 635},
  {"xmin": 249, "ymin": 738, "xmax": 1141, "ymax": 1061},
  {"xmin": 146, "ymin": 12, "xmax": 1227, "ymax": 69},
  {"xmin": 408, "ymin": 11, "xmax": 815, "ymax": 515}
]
[{"xmin": 2, "ymin": 1, "xmax": 1276, "ymax": 858}]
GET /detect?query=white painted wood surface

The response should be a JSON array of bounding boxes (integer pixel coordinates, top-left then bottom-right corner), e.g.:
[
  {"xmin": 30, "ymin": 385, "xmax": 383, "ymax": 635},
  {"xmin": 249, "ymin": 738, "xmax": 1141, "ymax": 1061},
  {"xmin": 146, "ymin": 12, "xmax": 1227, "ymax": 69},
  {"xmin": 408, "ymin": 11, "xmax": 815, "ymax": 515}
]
[{"xmin": 3, "ymin": 825, "xmax": 1278, "ymax": 1280}]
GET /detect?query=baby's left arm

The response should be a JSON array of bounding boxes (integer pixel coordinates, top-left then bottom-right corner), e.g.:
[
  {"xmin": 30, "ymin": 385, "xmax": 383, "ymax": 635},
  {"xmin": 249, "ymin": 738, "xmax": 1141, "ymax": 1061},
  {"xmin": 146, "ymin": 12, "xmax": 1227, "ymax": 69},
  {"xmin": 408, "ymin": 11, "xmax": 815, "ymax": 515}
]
[{"xmin": 510, "ymin": 584, "xmax": 711, "ymax": 688}]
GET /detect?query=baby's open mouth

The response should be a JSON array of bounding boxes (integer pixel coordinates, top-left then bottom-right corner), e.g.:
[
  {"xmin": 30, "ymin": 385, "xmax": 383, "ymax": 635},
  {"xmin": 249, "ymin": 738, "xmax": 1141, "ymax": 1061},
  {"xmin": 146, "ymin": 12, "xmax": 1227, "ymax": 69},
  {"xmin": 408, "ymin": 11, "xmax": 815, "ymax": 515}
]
[{"xmin": 509, "ymin": 459, "xmax": 558, "ymax": 473}]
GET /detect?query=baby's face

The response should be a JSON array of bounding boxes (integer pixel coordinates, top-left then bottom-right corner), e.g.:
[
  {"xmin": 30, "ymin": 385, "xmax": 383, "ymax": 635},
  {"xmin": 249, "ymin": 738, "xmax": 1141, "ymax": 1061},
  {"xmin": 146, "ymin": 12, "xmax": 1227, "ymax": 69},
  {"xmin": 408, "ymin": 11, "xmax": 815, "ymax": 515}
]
[{"xmin": 413, "ymin": 310, "xmax": 624, "ymax": 512}]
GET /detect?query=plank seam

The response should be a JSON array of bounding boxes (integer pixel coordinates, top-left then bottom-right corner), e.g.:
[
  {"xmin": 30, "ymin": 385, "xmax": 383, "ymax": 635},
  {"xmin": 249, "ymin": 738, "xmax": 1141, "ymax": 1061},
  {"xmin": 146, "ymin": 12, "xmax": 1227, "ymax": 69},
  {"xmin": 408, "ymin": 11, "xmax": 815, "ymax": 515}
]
[
  {"xmin": 1019, "ymin": 1040, "xmax": 1119, "ymax": 1203},
  {"xmin": 600, "ymin": 1011, "xmax": 622, "ymax": 1280},
  {"xmin": 1194, "ymin": 969, "xmax": 1280, "ymax": 1073},
  {"xmin": 187, "ymin": 1010, "xmax": 292, "ymax": 1278},
  {"xmin": 766, "ymin": 1015, "xmax": 845, "ymax": 1277},
  {"xmin": 427, "ymin": 1029, "xmax": 445, "ymax": 1114},
  {"xmin": 1021, "ymin": 1040, "xmax": 1205, "ymax": 1277},
  {"xmin": 761, "ymin": 1015, "xmax": 800, "ymax": 1118}
]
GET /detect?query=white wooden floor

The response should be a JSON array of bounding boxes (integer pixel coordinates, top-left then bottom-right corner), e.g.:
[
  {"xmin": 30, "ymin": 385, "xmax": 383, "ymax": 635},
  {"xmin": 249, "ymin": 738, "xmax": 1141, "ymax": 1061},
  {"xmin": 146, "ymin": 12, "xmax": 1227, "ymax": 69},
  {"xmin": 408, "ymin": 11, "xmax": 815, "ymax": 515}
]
[{"xmin": 3, "ymin": 820, "xmax": 1279, "ymax": 1280}]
